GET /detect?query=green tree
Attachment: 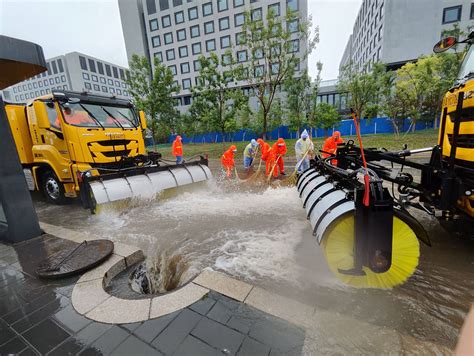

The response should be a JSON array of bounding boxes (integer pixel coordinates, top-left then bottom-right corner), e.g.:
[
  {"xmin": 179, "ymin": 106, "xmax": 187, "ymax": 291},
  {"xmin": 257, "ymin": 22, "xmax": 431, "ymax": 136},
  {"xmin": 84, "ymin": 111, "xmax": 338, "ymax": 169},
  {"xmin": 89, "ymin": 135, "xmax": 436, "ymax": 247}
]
[
  {"xmin": 190, "ymin": 53, "xmax": 248, "ymax": 143},
  {"xmin": 283, "ymin": 69, "xmax": 311, "ymax": 135},
  {"xmin": 378, "ymin": 69, "xmax": 407, "ymax": 136},
  {"xmin": 314, "ymin": 102, "xmax": 339, "ymax": 137},
  {"xmin": 125, "ymin": 54, "xmax": 179, "ymax": 146},
  {"xmin": 237, "ymin": 8, "xmax": 318, "ymax": 138},
  {"xmin": 338, "ymin": 62, "xmax": 384, "ymax": 119}
]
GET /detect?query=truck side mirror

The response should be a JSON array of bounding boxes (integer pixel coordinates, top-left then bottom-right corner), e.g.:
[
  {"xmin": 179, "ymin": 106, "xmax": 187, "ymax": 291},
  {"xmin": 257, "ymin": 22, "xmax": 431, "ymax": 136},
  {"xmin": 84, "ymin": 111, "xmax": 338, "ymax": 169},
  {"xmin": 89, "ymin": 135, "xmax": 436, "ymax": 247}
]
[
  {"xmin": 139, "ymin": 111, "xmax": 147, "ymax": 130},
  {"xmin": 33, "ymin": 101, "xmax": 51, "ymax": 129}
]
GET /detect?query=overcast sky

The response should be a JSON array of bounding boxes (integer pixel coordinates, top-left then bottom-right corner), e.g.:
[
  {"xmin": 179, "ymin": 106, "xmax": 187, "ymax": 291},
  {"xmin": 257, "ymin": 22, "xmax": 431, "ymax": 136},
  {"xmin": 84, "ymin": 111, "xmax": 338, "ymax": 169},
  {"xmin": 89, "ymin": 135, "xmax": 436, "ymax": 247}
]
[{"xmin": 0, "ymin": 0, "xmax": 362, "ymax": 80}]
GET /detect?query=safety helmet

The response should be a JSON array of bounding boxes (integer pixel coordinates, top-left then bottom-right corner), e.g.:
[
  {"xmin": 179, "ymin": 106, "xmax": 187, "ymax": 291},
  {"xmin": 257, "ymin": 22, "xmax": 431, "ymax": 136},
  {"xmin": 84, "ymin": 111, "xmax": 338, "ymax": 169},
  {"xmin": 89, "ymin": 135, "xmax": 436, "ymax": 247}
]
[
  {"xmin": 277, "ymin": 138, "xmax": 285, "ymax": 146},
  {"xmin": 257, "ymin": 138, "xmax": 264, "ymax": 146}
]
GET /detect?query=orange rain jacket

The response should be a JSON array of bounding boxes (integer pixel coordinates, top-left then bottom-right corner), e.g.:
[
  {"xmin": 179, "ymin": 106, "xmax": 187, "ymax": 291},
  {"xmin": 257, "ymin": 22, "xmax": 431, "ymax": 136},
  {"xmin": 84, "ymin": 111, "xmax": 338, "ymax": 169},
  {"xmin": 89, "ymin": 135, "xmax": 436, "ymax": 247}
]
[
  {"xmin": 172, "ymin": 136, "xmax": 183, "ymax": 156},
  {"xmin": 268, "ymin": 138, "xmax": 287, "ymax": 177},
  {"xmin": 322, "ymin": 131, "xmax": 344, "ymax": 158},
  {"xmin": 221, "ymin": 145, "xmax": 237, "ymax": 169}
]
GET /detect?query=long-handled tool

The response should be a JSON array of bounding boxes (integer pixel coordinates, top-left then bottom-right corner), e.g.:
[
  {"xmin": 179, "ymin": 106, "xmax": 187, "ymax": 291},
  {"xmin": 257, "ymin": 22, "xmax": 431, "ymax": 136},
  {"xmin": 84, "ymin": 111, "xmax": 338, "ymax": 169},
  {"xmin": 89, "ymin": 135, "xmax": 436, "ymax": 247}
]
[
  {"xmin": 267, "ymin": 155, "xmax": 282, "ymax": 182},
  {"xmin": 281, "ymin": 148, "xmax": 312, "ymax": 186}
]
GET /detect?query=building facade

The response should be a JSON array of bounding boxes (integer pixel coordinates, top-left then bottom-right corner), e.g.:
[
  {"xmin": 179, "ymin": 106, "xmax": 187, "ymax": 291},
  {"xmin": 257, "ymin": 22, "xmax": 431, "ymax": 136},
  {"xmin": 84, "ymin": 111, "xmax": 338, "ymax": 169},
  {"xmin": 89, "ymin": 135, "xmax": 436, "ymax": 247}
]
[
  {"xmin": 340, "ymin": 0, "xmax": 474, "ymax": 72},
  {"xmin": 2, "ymin": 52, "xmax": 131, "ymax": 103},
  {"xmin": 119, "ymin": 0, "xmax": 308, "ymax": 111}
]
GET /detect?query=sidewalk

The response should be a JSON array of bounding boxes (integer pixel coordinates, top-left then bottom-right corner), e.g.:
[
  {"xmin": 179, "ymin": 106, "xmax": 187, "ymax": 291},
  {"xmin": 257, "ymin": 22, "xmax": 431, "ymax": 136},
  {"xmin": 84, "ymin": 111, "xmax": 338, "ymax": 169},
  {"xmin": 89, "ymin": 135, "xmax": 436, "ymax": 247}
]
[{"xmin": 0, "ymin": 235, "xmax": 305, "ymax": 355}]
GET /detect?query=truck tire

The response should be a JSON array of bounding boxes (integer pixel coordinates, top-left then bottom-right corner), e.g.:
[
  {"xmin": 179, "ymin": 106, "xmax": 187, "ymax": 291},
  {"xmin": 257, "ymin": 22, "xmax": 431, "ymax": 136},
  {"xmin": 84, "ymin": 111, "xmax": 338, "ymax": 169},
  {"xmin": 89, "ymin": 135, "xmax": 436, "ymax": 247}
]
[{"xmin": 42, "ymin": 171, "xmax": 67, "ymax": 204}]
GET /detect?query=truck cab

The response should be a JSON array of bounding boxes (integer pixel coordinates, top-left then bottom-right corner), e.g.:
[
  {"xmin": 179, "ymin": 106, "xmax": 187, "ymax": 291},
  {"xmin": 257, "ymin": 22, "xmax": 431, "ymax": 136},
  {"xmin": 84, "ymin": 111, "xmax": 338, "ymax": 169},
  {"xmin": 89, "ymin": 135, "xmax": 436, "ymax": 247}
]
[{"xmin": 6, "ymin": 90, "xmax": 147, "ymax": 204}]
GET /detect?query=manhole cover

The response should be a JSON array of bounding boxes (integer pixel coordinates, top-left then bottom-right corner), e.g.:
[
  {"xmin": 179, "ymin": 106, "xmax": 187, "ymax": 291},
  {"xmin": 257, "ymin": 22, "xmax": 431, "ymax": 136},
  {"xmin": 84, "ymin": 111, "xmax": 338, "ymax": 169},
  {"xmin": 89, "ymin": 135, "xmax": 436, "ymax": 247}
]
[{"xmin": 36, "ymin": 239, "xmax": 114, "ymax": 279}]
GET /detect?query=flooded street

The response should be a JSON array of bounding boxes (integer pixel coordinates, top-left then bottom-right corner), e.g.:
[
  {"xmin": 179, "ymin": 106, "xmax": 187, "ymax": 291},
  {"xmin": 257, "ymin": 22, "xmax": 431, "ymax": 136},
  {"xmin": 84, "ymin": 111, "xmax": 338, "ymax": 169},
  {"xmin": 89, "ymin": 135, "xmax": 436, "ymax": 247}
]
[{"xmin": 34, "ymin": 171, "xmax": 474, "ymax": 352}]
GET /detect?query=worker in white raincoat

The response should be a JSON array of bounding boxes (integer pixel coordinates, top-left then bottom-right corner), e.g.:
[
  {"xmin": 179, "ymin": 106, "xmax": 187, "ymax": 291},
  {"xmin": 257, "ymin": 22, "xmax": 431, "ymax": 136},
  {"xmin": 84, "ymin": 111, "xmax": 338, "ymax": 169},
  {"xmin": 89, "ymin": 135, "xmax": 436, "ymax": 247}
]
[{"xmin": 295, "ymin": 129, "xmax": 314, "ymax": 173}]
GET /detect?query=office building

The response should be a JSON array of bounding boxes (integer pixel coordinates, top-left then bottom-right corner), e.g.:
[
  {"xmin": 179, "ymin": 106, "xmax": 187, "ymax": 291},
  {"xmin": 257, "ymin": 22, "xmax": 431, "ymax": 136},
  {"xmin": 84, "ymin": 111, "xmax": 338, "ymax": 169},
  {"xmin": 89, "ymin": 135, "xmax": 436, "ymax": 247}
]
[
  {"xmin": 2, "ymin": 52, "xmax": 131, "ymax": 103},
  {"xmin": 118, "ymin": 0, "xmax": 308, "ymax": 111},
  {"xmin": 340, "ymin": 0, "xmax": 474, "ymax": 72}
]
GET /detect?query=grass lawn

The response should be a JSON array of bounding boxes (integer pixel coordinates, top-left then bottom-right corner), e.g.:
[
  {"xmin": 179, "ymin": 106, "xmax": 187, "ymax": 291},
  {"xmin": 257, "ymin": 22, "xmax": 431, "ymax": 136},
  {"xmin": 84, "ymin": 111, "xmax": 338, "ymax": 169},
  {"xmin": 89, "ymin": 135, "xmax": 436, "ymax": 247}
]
[{"xmin": 150, "ymin": 129, "xmax": 439, "ymax": 160}]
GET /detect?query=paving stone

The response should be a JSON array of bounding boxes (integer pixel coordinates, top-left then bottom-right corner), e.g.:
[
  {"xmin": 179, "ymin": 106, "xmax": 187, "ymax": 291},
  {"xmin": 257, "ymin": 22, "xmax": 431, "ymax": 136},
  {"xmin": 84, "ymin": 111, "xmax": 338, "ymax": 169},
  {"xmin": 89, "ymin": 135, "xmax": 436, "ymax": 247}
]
[
  {"xmin": 71, "ymin": 278, "xmax": 111, "ymax": 315},
  {"xmin": 191, "ymin": 317, "xmax": 245, "ymax": 355},
  {"xmin": 18, "ymin": 347, "xmax": 39, "ymax": 356},
  {"xmin": 173, "ymin": 335, "xmax": 220, "ymax": 356},
  {"xmin": 48, "ymin": 337, "xmax": 85, "ymax": 356},
  {"xmin": 237, "ymin": 337, "xmax": 270, "ymax": 356},
  {"xmin": 0, "ymin": 290, "xmax": 24, "ymax": 317},
  {"xmin": 193, "ymin": 270, "xmax": 253, "ymax": 302},
  {"xmin": 78, "ymin": 346, "xmax": 102, "ymax": 356},
  {"xmin": 245, "ymin": 287, "xmax": 314, "ymax": 327},
  {"xmin": 22, "ymin": 318, "xmax": 70, "ymax": 354},
  {"xmin": 149, "ymin": 283, "xmax": 208, "ymax": 319},
  {"xmin": 119, "ymin": 322, "xmax": 142, "ymax": 332},
  {"xmin": 79, "ymin": 254, "xmax": 125, "ymax": 284},
  {"xmin": 188, "ymin": 296, "xmax": 216, "ymax": 315},
  {"xmin": 90, "ymin": 326, "xmax": 130, "ymax": 354},
  {"xmin": 12, "ymin": 295, "xmax": 69, "ymax": 333},
  {"xmin": 249, "ymin": 318, "xmax": 305, "ymax": 353},
  {"xmin": 53, "ymin": 304, "xmax": 92, "ymax": 333},
  {"xmin": 86, "ymin": 296, "xmax": 151, "ymax": 324},
  {"xmin": 75, "ymin": 322, "xmax": 112, "ymax": 345},
  {"xmin": 113, "ymin": 335, "xmax": 162, "ymax": 355},
  {"xmin": 152, "ymin": 309, "xmax": 202, "ymax": 354},
  {"xmin": 207, "ymin": 299, "xmax": 234, "ymax": 324},
  {"xmin": 227, "ymin": 316, "xmax": 253, "ymax": 335},
  {"xmin": 133, "ymin": 311, "xmax": 180, "ymax": 343},
  {"xmin": 0, "ymin": 336, "xmax": 28, "ymax": 354},
  {"xmin": 0, "ymin": 318, "xmax": 16, "ymax": 345}
]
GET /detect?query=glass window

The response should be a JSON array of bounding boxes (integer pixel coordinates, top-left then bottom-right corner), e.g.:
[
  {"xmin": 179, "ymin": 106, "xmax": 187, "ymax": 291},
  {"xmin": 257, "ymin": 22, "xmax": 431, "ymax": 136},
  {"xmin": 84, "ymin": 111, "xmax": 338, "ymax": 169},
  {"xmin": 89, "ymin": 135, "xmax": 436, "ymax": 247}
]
[
  {"xmin": 44, "ymin": 102, "xmax": 61, "ymax": 129},
  {"xmin": 194, "ymin": 59, "xmax": 202, "ymax": 71},
  {"xmin": 182, "ymin": 78, "xmax": 191, "ymax": 89},
  {"xmin": 54, "ymin": 77, "xmax": 60, "ymax": 84},
  {"xmin": 270, "ymin": 44, "xmax": 281, "ymax": 56},
  {"xmin": 169, "ymin": 65, "xmax": 177, "ymax": 75},
  {"xmin": 162, "ymin": 15, "xmax": 171, "ymax": 28},
  {"xmin": 79, "ymin": 56, "xmax": 87, "ymax": 70},
  {"xmin": 219, "ymin": 17, "xmax": 230, "ymax": 30},
  {"xmin": 188, "ymin": 6, "xmax": 198, "ymax": 20},
  {"xmin": 51, "ymin": 61, "xmax": 58, "ymax": 74},
  {"xmin": 190, "ymin": 25, "xmax": 200, "ymax": 38},
  {"xmin": 204, "ymin": 21, "xmax": 214, "ymax": 34},
  {"xmin": 271, "ymin": 63, "xmax": 279, "ymax": 74},
  {"xmin": 159, "ymin": 0, "xmax": 169, "ymax": 11},
  {"xmin": 288, "ymin": 19, "xmax": 298, "ymax": 33},
  {"xmin": 183, "ymin": 96, "xmax": 191, "ymax": 105},
  {"xmin": 236, "ymin": 32, "xmax": 245, "ymax": 45},
  {"xmin": 166, "ymin": 49, "xmax": 176, "ymax": 60},
  {"xmin": 115, "ymin": 80, "xmax": 121, "ymax": 87},
  {"xmin": 150, "ymin": 18, "xmax": 159, "ymax": 31},
  {"xmin": 117, "ymin": 89, "xmax": 122, "ymax": 95},
  {"xmin": 100, "ymin": 77, "xmax": 106, "ymax": 84},
  {"xmin": 192, "ymin": 42, "xmax": 202, "ymax": 55},
  {"xmin": 33, "ymin": 82, "xmax": 38, "ymax": 88},
  {"xmin": 181, "ymin": 62, "xmax": 190, "ymax": 74},
  {"xmin": 220, "ymin": 35, "xmax": 231, "ymax": 48},
  {"xmin": 43, "ymin": 79, "xmax": 48, "ymax": 86},
  {"xmin": 251, "ymin": 8, "xmax": 262, "ymax": 21},
  {"xmin": 173, "ymin": 0, "xmax": 182, "ymax": 6},
  {"xmin": 287, "ymin": 0, "xmax": 298, "ymax": 11},
  {"xmin": 119, "ymin": 69, "xmax": 125, "ymax": 80},
  {"xmin": 233, "ymin": 0, "xmax": 244, "ymax": 7},
  {"xmin": 254, "ymin": 65, "xmax": 264, "ymax": 77},
  {"xmin": 97, "ymin": 62, "xmax": 104, "ymax": 74},
  {"xmin": 82, "ymin": 72, "xmax": 90, "ymax": 80},
  {"xmin": 102, "ymin": 86, "xmax": 108, "ymax": 93},
  {"xmin": 237, "ymin": 50, "xmax": 247, "ymax": 63},
  {"xmin": 177, "ymin": 29, "xmax": 186, "ymax": 41},
  {"xmin": 471, "ymin": 4, "xmax": 474, "ymax": 19},
  {"xmin": 235, "ymin": 13, "xmax": 244, "ymax": 26},
  {"xmin": 38, "ymin": 81, "xmax": 43, "ymax": 87},
  {"xmin": 155, "ymin": 52, "xmax": 163, "ymax": 62},
  {"xmin": 268, "ymin": 3, "xmax": 280, "ymax": 16},
  {"xmin": 152, "ymin": 35, "xmax": 161, "ymax": 47},
  {"xmin": 112, "ymin": 67, "xmax": 119, "ymax": 79},
  {"xmin": 108, "ymin": 78, "xmax": 114, "ymax": 85},
  {"xmin": 222, "ymin": 54, "xmax": 232, "ymax": 65},
  {"xmin": 175, "ymin": 11, "xmax": 184, "ymax": 24},
  {"xmin": 218, "ymin": 0, "xmax": 228, "ymax": 11},
  {"xmin": 88, "ymin": 59, "xmax": 96, "ymax": 72},
  {"xmin": 92, "ymin": 75, "xmax": 98, "ymax": 82},
  {"xmin": 443, "ymin": 5, "xmax": 462, "ymax": 24},
  {"xmin": 147, "ymin": 0, "xmax": 157, "ymax": 14},
  {"xmin": 93, "ymin": 84, "xmax": 100, "ymax": 91},
  {"xmin": 288, "ymin": 39, "xmax": 299, "ymax": 53},
  {"xmin": 202, "ymin": 2, "xmax": 213, "ymax": 16},
  {"xmin": 254, "ymin": 48, "xmax": 264, "ymax": 59},
  {"xmin": 206, "ymin": 39, "xmax": 216, "ymax": 51},
  {"xmin": 164, "ymin": 32, "xmax": 173, "ymax": 44},
  {"xmin": 105, "ymin": 64, "xmax": 112, "ymax": 76},
  {"xmin": 179, "ymin": 46, "xmax": 188, "ymax": 58}
]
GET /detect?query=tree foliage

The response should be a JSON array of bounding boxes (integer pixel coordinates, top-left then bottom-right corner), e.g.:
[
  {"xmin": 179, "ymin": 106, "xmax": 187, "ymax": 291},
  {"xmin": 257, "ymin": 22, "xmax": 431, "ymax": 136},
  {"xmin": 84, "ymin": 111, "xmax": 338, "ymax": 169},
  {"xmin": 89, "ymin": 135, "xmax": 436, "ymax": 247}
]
[
  {"xmin": 283, "ymin": 69, "xmax": 311, "ymax": 134},
  {"xmin": 237, "ymin": 8, "xmax": 319, "ymax": 138},
  {"xmin": 189, "ymin": 53, "xmax": 248, "ymax": 142},
  {"xmin": 313, "ymin": 102, "xmax": 339, "ymax": 136},
  {"xmin": 125, "ymin": 54, "xmax": 179, "ymax": 144}
]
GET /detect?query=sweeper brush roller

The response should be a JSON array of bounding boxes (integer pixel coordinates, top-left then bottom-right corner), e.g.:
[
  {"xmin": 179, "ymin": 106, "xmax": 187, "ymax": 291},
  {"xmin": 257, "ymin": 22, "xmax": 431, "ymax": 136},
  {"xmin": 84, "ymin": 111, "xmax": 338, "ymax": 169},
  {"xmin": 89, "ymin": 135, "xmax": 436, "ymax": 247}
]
[{"xmin": 297, "ymin": 167, "xmax": 421, "ymax": 289}]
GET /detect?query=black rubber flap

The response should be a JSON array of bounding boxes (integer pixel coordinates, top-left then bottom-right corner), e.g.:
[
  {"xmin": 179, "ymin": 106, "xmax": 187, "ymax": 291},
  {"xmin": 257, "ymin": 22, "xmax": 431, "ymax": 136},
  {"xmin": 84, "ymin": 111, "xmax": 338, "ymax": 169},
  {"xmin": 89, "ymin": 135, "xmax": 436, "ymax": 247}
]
[{"xmin": 36, "ymin": 239, "xmax": 114, "ymax": 279}]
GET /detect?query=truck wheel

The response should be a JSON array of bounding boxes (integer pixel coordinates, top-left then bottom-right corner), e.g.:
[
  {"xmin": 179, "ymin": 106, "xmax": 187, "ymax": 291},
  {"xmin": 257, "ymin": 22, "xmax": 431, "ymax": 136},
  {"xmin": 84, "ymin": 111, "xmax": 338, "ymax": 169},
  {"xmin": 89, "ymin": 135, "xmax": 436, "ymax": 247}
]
[{"xmin": 42, "ymin": 171, "xmax": 66, "ymax": 204}]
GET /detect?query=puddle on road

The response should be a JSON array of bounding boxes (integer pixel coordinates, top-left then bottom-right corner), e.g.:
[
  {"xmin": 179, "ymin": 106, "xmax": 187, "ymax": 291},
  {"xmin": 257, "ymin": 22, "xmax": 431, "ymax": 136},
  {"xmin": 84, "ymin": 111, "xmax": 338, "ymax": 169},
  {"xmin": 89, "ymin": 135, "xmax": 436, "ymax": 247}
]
[{"xmin": 34, "ymin": 177, "xmax": 474, "ymax": 351}]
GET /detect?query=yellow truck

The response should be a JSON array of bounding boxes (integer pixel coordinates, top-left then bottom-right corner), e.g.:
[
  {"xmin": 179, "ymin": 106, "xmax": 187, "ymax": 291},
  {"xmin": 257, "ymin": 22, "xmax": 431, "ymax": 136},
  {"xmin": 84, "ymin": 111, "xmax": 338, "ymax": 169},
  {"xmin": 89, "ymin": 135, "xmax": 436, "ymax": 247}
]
[{"xmin": 5, "ymin": 90, "xmax": 211, "ymax": 212}]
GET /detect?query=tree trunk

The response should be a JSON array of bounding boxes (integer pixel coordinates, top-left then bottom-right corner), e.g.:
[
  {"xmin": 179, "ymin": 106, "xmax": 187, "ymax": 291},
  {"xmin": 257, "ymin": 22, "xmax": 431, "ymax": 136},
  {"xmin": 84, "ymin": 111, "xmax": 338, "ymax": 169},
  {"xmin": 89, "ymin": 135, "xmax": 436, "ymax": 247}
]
[{"xmin": 263, "ymin": 109, "xmax": 268, "ymax": 140}]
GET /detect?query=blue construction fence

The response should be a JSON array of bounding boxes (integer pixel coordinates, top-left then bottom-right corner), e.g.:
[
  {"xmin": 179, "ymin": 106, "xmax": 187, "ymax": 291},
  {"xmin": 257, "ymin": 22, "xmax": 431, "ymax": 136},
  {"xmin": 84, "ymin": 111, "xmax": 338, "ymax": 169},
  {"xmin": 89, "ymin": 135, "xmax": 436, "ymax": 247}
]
[{"xmin": 169, "ymin": 117, "xmax": 434, "ymax": 144}]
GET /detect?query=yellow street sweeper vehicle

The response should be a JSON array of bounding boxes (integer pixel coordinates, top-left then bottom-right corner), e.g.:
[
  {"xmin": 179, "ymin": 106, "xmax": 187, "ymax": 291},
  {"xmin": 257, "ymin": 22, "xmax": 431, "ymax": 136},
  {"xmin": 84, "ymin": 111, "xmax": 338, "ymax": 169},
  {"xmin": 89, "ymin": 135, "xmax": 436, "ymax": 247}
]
[
  {"xmin": 5, "ymin": 90, "xmax": 211, "ymax": 213},
  {"xmin": 297, "ymin": 32, "xmax": 474, "ymax": 289}
]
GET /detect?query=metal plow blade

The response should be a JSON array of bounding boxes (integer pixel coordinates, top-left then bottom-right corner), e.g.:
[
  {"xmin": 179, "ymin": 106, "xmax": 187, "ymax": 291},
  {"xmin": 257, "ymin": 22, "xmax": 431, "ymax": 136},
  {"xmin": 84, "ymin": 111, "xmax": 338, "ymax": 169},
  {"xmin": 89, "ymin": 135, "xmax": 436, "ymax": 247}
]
[{"xmin": 84, "ymin": 162, "xmax": 212, "ymax": 211}]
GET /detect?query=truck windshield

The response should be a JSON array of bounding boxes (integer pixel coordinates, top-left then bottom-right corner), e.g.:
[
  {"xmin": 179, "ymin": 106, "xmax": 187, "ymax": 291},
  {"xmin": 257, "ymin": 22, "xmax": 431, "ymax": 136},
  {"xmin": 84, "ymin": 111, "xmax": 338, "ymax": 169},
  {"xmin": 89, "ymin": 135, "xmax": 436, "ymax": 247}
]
[
  {"xmin": 458, "ymin": 44, "xmax": 474, "ymax": 81},
  {"xmin": 60, "ymin": 102, "xmax": 138, "ymax": 129}
]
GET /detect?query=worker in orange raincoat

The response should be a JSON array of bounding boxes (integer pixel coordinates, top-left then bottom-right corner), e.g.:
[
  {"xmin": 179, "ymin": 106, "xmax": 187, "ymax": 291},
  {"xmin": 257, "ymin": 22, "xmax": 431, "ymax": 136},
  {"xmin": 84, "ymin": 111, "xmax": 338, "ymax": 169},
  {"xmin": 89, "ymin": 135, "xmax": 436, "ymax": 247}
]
[
  {"xmin": 172, "ymin": 135, "xmax": 183, "ymax": 164},
  {"xmin": 268, "ymin": 138, "xmax": 287, "ymax": 178},
  {"xmin": 322, "ymin": 131, "xmax": 344, "ymax": 165},
  {"xmin": 221, "ymin": 145, "xmax": 237, "ymax": 178},
  {"xmin": 257, "ymin": 138, "xmax": 272, "ymax": 175}
]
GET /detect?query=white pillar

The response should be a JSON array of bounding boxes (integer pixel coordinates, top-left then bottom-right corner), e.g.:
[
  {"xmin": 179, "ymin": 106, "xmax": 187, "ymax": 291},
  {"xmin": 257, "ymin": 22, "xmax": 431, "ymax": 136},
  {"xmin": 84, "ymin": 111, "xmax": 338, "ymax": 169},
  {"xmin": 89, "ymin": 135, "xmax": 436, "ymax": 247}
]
[{"xmin": 375, "ymin": 122, "xmax": 377, "ymax": 134}]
